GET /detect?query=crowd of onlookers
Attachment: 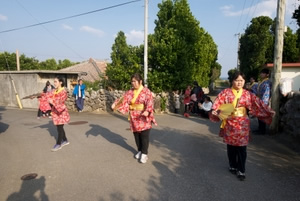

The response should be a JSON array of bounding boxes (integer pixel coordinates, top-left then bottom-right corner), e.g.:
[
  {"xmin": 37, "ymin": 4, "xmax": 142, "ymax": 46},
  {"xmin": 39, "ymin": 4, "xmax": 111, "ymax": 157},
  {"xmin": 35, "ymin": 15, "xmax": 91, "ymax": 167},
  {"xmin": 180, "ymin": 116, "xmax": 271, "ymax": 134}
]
[
  {"xmin": 174, "ymin": 68, "xmax": 272, "ymax": 130},
  {"xmin": 173, "ymin": 81, "xmax": 212, "ymax": 118}
]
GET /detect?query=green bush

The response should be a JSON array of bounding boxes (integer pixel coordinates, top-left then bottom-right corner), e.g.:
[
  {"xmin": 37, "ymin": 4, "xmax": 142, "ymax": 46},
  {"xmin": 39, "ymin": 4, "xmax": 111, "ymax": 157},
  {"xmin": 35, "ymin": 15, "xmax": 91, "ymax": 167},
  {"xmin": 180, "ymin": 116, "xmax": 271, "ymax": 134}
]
[{"xmin": 84, "ymin": 80, "xmax": 101, "ymax": 92}]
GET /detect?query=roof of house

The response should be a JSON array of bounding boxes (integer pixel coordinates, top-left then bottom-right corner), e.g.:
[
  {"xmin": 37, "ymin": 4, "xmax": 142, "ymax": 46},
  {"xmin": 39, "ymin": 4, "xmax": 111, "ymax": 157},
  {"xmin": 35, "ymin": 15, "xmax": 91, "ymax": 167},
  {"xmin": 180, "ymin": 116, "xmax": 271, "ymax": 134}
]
[
  {"xmin": 59, "ymin": 58, "xmax": 107, "ymax": 82},
  {"xmin": 0, "ymin": 70, "xmax": 84, "ymax": 75},
  {"xmin": 265, "ymin": 63, "xmax": 300, "ymax": 68}
]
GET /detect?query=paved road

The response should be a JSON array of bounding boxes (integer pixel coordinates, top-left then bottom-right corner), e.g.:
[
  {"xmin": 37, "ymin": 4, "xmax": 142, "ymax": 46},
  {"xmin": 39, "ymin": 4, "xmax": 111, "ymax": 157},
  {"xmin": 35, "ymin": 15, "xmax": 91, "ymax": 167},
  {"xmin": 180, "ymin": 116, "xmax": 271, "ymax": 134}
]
[{"xmin": 0, "ymin": 107, "xmax": 300, "ymax": 201}]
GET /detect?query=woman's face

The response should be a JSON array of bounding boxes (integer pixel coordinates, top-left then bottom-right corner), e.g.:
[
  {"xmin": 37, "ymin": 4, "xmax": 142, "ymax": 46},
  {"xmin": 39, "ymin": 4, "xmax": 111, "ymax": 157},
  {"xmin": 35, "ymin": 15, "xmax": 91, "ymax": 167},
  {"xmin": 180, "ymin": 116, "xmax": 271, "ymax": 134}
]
[
  {"xmin": 53, "ymin": 78, "xmax": 61, "ymax": 89},
  {"xmin": 232, "ymin": 75, "xmax": 245, "ymax": 90},
  {"xmin": 131, "ymin": 78, "xmax": 142, "ymax": 90}
]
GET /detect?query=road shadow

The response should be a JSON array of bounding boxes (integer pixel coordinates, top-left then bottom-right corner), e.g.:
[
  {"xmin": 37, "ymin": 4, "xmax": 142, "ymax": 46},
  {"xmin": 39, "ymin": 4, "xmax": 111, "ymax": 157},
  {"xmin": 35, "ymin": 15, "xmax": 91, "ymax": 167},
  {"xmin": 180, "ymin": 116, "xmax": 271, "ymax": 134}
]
[
  {"xmin": 145, "ymin": 120, "xmax": 300, "ymax": 200},
  {"xmin": 33, "ymin": 121, "xmax": 57, "ymax": 140},
  {"xmin": 0, "ymin": 107, "xmax": 9, "ymax": 134},
  {"xmin": 0, "ymin": 121, "xmax": 9, "ymax": 134},
  {"xmin": 6, "ymin": 176, "xmax": 49, "ymax": 201},
  {"xmin": 107, "ymin": 111, "xmax": 129, "ymax": 123},
  {"xmin": 86, "ymin": 124, "xmax": 136, "ymax": 154}
]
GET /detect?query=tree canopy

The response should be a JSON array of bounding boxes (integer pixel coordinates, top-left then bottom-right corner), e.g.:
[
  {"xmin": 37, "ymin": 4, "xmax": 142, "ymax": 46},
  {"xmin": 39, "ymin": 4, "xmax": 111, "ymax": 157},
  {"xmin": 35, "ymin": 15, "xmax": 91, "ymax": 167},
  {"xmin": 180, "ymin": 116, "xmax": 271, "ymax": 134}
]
[
  {"xmin": 0, "ymin": 51, "xmax": 77, "ymax": 71},
  {"xmin": 105, "ymin": 31, "xmax": 143, "ymax": 90},
  {"xmin": 238, "ymin": 16, "xmax": 299, "ymax": 80},
  {"xmin": 148, "ymin": 0, "xmax": 218, "ymax": 92}
]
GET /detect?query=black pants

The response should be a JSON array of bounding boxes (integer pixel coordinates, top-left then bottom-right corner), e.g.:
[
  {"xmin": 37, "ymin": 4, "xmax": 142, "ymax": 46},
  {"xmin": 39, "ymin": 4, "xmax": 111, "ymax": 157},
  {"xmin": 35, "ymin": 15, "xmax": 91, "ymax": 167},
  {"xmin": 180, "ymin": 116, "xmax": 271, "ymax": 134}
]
[
  {"xmin": 227, "ymin": 145, "xmax": 247, "ymax": 173},
  {"xmin": 133, "ymin": 129, "xmax": 150, "ymax": 154},
  {"xmin": 56, "ymin": 125, "xmax": 67, "ymax": 145},
  {"xmin": 37, "ymin": 109, "xmax": 51, "ymax": 117},
  {"xmin": 258, "ymin": 119, "xmax": 266, "ymax": 134},
  {"xmin": 199, "ymin": 109, "xmax": 209, "ymax": 118}
]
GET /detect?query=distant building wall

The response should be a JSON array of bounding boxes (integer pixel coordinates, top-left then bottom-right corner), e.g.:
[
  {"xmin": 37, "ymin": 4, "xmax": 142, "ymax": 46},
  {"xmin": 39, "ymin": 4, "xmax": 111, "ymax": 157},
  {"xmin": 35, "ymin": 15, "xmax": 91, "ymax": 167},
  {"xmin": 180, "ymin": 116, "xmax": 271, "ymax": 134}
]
[
  {"xmin": 279, "ymin": 68, "xmax": 300, "ymax": 91},
  {"xmin": 0, "ymin": 72, "xmax": 79, "ymax": 109}
]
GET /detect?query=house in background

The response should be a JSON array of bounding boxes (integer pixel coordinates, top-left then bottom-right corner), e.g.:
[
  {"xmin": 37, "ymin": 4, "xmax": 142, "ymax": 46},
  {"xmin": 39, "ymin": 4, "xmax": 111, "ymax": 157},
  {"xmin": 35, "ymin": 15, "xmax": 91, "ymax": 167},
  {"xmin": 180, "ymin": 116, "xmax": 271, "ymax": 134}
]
[
  {"xmin": 59, "ymin": 58, "xmax": 107, "ymax": 83},
  {"xmin": 266, "ymin": 63, "xmax": 300, "ymax": 91},
  {"xmin": 0, "ymin": 70, "xmax": 85, "ymax": 109}
]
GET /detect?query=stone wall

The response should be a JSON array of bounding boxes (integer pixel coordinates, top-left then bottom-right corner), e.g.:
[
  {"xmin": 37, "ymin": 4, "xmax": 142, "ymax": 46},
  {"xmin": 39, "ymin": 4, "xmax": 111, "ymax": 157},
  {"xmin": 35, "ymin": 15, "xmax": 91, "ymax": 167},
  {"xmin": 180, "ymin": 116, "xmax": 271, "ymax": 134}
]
[
  {"xmin": 279, "ymin": 91, "xmax": 300, "ymax": 138},
  {"xmin": 66, "ymin": 89, "xmax": 175, "ymax": 113},
  {"xmin": 66, "ymin": 88, "xmax": 210, "ymax": 114}
]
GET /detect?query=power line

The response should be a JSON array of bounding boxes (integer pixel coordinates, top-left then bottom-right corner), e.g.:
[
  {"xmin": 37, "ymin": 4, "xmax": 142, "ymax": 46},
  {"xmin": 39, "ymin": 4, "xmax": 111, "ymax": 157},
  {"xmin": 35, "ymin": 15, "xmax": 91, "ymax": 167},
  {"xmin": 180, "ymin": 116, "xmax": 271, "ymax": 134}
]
[
  {"xmin": 15, "ymin": 0, "xmax": 85, "ymax": 60},
  {"xmin": 0, "ymin": 0, "xmax": 141, "ymax": 34}
]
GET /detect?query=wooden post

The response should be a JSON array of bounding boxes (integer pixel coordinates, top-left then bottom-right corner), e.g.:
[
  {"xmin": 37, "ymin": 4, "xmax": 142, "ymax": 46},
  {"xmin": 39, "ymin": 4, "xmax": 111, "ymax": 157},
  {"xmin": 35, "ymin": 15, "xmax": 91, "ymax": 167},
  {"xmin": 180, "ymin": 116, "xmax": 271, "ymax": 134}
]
[
  {"xmin": 270, "ymin": 0, "xmax": 286, "ymax": 134},
  {"xmin": 16, "ymin": 49, "xmax": 20, "ymax": 71}
]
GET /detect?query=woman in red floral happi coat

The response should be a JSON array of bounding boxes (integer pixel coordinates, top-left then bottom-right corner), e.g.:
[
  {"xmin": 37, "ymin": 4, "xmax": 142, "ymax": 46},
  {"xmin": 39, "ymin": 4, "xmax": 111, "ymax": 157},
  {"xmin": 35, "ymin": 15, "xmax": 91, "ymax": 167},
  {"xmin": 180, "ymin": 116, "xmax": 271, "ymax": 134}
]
[
  {"xmin": 210, "ymin": 71, "xmax": 274, "ymax": 181},
  {"xmin": 38, "ymin": 92, "xmax": 52, "ymax": 118},
  {"xmin": 112, "ymin": 73, "xmax": 157, "ymax": 164},
  {"xmin": 48, "ymin": 77, "xmax": 70, "ymax": 152}
]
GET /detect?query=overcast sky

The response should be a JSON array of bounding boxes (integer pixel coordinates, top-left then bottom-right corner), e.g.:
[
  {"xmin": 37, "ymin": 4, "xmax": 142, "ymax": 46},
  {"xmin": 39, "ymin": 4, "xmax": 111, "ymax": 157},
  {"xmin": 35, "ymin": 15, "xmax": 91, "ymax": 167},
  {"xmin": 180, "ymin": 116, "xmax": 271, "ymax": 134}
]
[{"xmin": 0, "ymin": 0, "xmax": 298, "ymax": 77}]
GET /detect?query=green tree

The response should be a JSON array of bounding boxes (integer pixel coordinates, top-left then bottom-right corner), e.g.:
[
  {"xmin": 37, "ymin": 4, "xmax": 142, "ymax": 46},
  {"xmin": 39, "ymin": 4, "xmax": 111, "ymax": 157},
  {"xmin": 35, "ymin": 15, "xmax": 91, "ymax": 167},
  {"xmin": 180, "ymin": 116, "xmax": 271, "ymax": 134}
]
[
  {"xmin": 19, "ymin": 54, "xmax": 40, "ymax": 70},
  {"xmin": 239, "ymin": 16, "xmax": 273, "ymax": 80},
  {"xmin": 57, "ymin": 59, "xmax": 75, "ymax": 70},
  {"xmin": 148, "ymin": 0, "xmax": 218, "ymax": 92},
  {"xmin": 105, "ymin": 31, "xmax": 142, "ymax": 90},
  {"xmin": 0, "ymin": 52, "xmax": 17, "ymax": 71},
  {"xmin": 210, "ymin": 62, "xmax": 222, "ymax": 83},
  {"xmin": 39, "ymin": 58, "xmax": 58, "ymax": 70},
  {"xmin": 282, "ymin": 27, "xmax": 299, "ymax": 62}
]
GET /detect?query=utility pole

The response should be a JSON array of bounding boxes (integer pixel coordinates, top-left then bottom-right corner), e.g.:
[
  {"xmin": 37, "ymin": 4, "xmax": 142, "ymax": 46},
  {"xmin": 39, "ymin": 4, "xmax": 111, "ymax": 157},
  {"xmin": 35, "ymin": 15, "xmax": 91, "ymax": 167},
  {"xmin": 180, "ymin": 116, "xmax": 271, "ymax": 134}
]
[
  {"xmin": 16, "ymin": 49, "xmax": 20, "ymax": 71},
  {"xmin": 270, "ymin": 0, "xmax": 286, "ymax": 134},
  {"xmin": 144, "ymin": 0, "xmax": 148, "ymax": 86},
  {"xmin": 235, "ymin": 33, "xmax": 241, "ymax": 70}
]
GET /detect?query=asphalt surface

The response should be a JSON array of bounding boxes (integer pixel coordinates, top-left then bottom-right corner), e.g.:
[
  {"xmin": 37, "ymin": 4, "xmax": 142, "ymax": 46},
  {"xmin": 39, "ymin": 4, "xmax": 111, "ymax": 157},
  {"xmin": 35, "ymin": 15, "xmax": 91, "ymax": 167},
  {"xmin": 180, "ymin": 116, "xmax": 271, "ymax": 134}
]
[{"xmin": 0, "ymin": 107, "xmax": 300, "ymax": 201}]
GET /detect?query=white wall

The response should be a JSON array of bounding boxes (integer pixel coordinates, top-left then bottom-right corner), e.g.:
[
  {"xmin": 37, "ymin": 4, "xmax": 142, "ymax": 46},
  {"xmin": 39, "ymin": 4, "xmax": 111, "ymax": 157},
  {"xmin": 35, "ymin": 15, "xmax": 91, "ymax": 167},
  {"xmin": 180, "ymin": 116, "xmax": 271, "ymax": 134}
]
[{"xmin": 281, "ymin": 68, "xmax": 300, "ymax": 91}]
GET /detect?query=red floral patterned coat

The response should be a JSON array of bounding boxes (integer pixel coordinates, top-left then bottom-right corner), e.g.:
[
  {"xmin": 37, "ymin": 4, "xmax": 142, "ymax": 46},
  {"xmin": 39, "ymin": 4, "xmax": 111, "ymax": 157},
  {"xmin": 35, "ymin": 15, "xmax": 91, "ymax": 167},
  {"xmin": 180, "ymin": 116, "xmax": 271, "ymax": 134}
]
[
  {"xmin": 38, "ymin": 93, "xmax": 52, "ymax": 113},
  {"xmin": 50, "ymin": 89, "xmax": 70, "ymax": 125},
  {"xmin": 115, "ymin": 87, "xmax": 157, "ymax": 132},
  {"xmin": 212, "ymin": 88, "xmax": 273, "ymax": 146}
]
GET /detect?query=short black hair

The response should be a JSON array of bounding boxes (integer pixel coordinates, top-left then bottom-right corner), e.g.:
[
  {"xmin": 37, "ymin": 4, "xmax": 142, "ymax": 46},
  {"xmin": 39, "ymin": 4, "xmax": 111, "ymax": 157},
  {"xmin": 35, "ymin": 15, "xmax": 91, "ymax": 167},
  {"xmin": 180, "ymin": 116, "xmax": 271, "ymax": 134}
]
[
  {"xmin": 229, "ymin": 71, "xmax": 246, "ymax": 83},
  {"xmin": 56, "ymin": 77, "xmax": 65, "ymax": 87},
  {"xmin": 131, "ymin": 73, "xmax": 143, "ymax": 84},
  {"xmin": 260, "ymin": 68, "xmax": 270, "ymax": 75}
]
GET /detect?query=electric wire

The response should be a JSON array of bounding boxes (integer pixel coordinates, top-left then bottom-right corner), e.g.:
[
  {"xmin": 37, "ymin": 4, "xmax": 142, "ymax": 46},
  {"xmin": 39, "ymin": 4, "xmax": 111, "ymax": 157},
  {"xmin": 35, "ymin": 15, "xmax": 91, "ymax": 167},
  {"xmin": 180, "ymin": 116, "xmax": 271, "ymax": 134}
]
[
  {"xmin": 0, "ymin": 0, "xmax": 141, "ymax": 34},
  {"xmin": 218, "ymin": 0, "xmax": 247, "ymax": 63},
  {"xmin": 15, "ymin": 0, "xmax": 85, "ymax": 60}
]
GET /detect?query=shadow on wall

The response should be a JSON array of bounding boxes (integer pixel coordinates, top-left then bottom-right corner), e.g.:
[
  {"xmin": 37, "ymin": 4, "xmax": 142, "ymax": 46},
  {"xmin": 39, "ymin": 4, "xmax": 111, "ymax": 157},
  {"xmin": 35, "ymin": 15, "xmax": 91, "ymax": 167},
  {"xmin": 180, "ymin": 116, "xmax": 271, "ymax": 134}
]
[{"xmin": 6, "ymin": 176, "xmax": 49, "ymax": 201}]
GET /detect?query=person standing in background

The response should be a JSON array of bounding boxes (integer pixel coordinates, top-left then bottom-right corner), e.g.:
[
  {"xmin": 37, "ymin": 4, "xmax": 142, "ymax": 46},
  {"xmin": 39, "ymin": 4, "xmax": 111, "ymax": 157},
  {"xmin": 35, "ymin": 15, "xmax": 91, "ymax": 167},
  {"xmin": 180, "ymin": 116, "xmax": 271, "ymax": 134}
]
[
  {"xmin": 73, "ymin": 79, "xmax": 86, "ymax": 112},
  {"xmin": 254, "ymin": 68, "xmax": 272, "ymax": 135},
  {"xmin": 248, "ymin": 77, "xmax": 258, "ymax": 94},
  {"xmin": 183, "ymin": 85, "xmax": 191, "ymax": 117},
  {"xmin": 174, "ymin": 90, "xmax": 180, "ymax": 114}
]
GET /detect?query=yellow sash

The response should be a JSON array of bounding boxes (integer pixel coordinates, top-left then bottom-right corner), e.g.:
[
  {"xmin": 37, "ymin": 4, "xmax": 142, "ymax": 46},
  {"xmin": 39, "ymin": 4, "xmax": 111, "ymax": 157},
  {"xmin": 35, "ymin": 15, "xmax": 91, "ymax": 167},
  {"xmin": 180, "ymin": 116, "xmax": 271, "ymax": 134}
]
[
  {"xmin": 249, "ymin": 82, "xmax": 257, "ymax": 89},
  {"xmin": 220, "ymin": 88, "xmax": 244, "ymax": 128},
  {"xmin": 129, "ymin": 85, "xmax": 144, "ymax": 111},
  {"xmin": 54, "ymin": 87, "xmax": 64, "ymax": 95}
]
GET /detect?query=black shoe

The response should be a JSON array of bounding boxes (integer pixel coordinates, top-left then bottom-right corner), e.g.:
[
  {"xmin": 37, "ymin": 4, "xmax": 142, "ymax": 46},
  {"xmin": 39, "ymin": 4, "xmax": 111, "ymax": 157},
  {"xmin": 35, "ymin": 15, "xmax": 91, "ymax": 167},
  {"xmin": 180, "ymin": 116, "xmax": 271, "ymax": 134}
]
[
  {"xmin": 229, "ymin": 167, "xmax": 237, "ymax": 174},
  {"xmin": 237, "ymin": 171, "xmax": 246, "ymax": 181}
]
